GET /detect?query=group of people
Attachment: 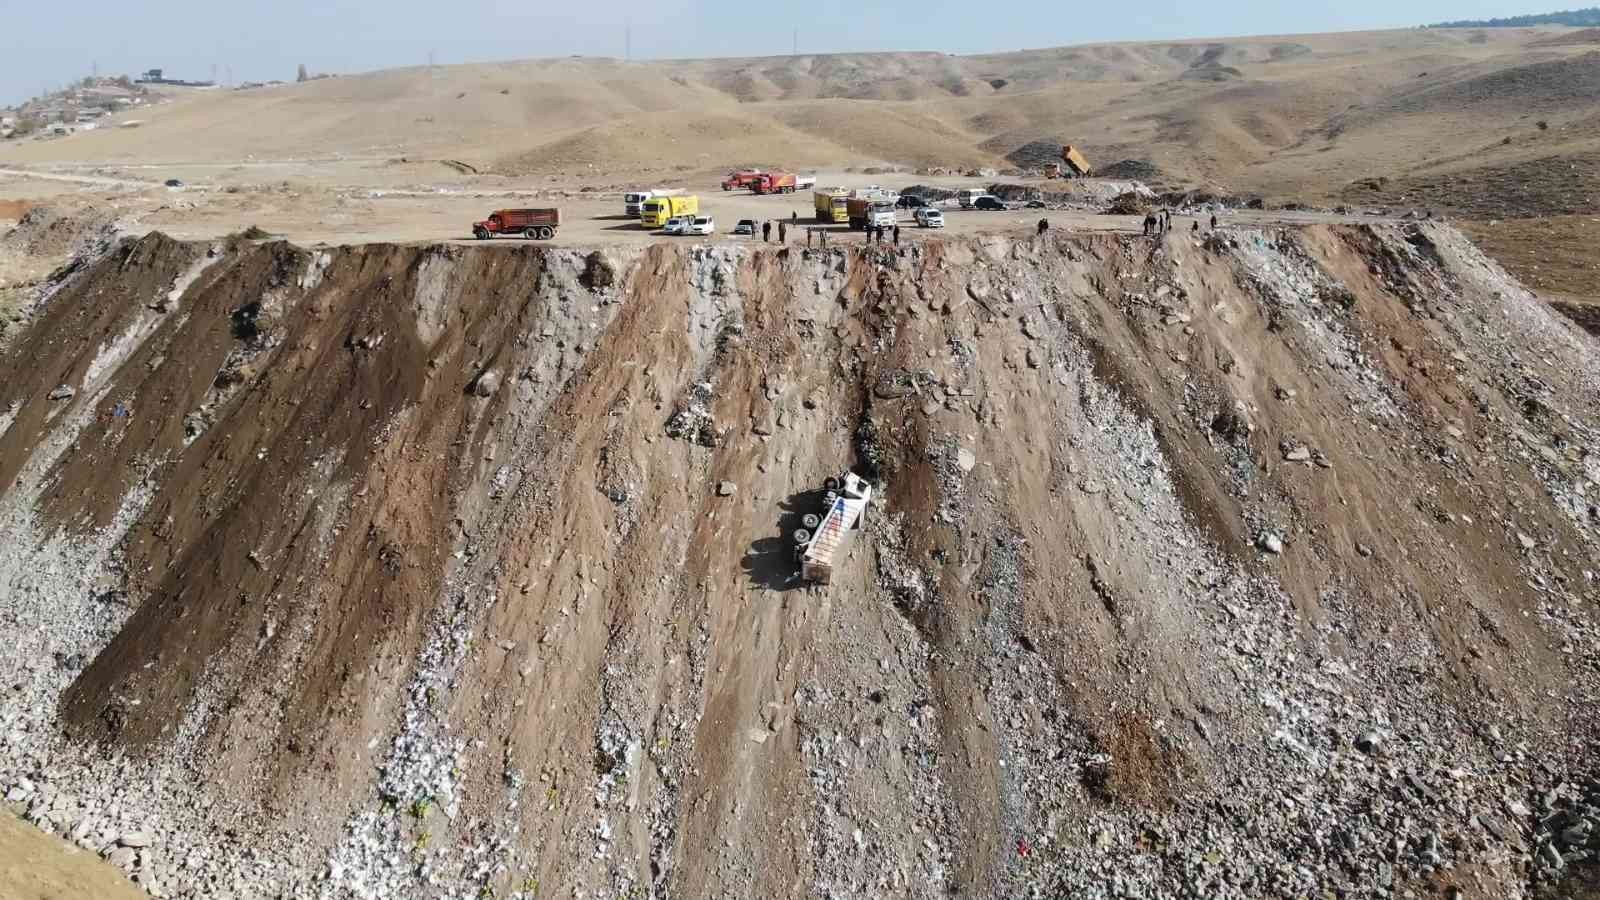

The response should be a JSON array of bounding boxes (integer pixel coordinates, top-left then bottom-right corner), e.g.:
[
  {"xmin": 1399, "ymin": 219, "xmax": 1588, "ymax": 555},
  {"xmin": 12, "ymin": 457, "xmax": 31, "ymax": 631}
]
[{"xmin": 1143, "ymin": 208, "xmax": 1221, "ymax": 237}]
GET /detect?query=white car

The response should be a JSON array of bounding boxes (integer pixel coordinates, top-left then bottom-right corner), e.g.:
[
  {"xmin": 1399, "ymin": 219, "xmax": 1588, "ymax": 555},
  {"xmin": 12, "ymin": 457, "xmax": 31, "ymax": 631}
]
[
  {"xmin": 687, "ymin": 216, "xmax": 715, "ymax": 236},
  {"xmin": 662, "ymin": 216, "xmax": 690, "ymax": 235},
  {"xmin": 914, "ymin": 208, "xmax": 945, "ymax": 228}
]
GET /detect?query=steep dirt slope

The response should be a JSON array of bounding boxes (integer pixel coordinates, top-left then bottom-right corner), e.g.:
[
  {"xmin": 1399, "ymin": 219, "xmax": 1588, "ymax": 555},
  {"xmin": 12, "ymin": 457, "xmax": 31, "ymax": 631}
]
[{"xmin": 1, "ymin": 220, "xmax": 1598, "ymax": 899}]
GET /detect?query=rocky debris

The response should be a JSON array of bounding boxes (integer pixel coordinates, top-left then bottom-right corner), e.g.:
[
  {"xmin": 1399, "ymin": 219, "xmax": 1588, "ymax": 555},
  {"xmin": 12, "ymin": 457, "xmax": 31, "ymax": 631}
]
[
  {"xmin": 1257, "ymin": 531, "xmax": 1286, "ymax": 554},
  {"xmin": 472, "ymin": 368, "xmax": 502, "ymax": 398},
  {"xmin": 1531, "ymin": 776, "xmax": 1600, "ymax": 883},
  {"xmin": 580, "ymin": 250, "xmax": 616, "ymax": 290},
  {"xmin": 664, "ymin": 381, "xmax": 720, "ymax": 447},
  {"xmin": 716, "ymin": 481, "xmax": 737, "ymax": 497},
  {"xmin": 1281, "ymin": 443, "xmax": 1313, "ymax": 462}
]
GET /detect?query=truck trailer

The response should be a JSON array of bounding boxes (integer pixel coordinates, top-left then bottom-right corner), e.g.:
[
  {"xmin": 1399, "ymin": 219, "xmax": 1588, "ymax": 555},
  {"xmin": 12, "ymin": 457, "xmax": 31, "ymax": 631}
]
[
  {"xmin": 813, "ymin": 188, "xmax": 849, "ymax": 224},
  {"xmin": 473, "ymin": 208, "xmax": 560, "ymax": 240},
  {"xmin": 792, "ymin": 473, "xmax": 873, "ymax": 585},
  {"xmin": 749, "ymin": 172, "xmax": 798, "ymax": 195},
  {"xmin": 641, "ymin": 195, "xmax": 700, "ymax": 229}
]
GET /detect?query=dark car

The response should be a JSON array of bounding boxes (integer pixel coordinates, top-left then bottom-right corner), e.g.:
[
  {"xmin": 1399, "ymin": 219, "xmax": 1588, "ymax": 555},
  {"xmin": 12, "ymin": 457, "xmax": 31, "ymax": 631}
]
[
  {"xmin": 896, "ymin": 195, "xmax": 927, "ymax": 209},
  {"xmin": 1025, "ymin": 200, "xmax": 1046, "ymax": 209},
  {"xmin": 164, "ymin": 178, "xmax": 184, "ymax": 188},
  {"xmin": 974, "ymin": 195, "xmax": 1005, "ymax": 210}
]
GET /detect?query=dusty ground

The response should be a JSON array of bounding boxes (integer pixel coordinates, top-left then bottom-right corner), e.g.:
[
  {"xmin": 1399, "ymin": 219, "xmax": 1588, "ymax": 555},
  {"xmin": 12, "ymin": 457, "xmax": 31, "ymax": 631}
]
[{"xmin": 0, "ymin": 811, "xmax": 147, "ymax": 900}]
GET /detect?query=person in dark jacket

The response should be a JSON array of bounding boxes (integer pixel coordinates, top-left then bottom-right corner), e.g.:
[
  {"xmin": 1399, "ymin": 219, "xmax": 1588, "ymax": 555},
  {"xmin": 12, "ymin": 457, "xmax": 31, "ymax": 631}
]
[
  {"xmin": 1037, "ymin": 218, "xmax": 1048, "ymax": 235},
  {"xmin": 892, "ymin": 224, "xmax": 900, "ymax": 244},
  {"xmin": 762, "ymin": 221, "xmax": 771, "ymax": 242}
]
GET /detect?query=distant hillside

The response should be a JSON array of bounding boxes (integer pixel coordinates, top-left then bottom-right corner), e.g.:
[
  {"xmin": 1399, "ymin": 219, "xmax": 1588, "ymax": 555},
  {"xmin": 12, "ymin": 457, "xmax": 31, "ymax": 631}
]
[{"xmin": 1428, "ymin": 6, "xmax": 1600, "ymax": 28}]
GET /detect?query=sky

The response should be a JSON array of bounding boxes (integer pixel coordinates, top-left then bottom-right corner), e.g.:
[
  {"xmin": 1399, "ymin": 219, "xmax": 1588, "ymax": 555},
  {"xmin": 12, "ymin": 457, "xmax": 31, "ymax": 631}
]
[{"xmin": 0, "ymin": 0, "xmax": 1571, "ymax": 106}]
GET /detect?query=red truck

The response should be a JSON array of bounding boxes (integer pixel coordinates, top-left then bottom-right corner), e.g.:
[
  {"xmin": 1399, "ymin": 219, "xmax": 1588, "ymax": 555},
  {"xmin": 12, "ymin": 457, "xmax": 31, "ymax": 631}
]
[
  {"xmin": 721, "ymin": 170, "xmax": 764, "ymax": 191},
  {"xmin": 749, "ymin": 172, "xmax": 798, "ymax": 195},
  {"xmin": 472, "ymin": 208, "xmax": 560, "ymax": 240}
]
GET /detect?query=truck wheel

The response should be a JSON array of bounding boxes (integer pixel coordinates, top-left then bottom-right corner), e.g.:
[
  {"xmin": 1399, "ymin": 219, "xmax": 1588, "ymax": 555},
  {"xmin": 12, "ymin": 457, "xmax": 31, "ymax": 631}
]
[
  {"xmin": 791, "ymin": 528, "xmax": 811, "ymax": 546},
  {"xmin": 473, "ymin": 227, "xmax": 489, "ymax": 240},
  {"xmin": 802, "ymin": 513, "xmax": 821, "ymax": 530},
  {"xmin": 525, "ymin": 228, "xmax": 539, "ymax": 239},
  {"xmin": 540, "ymin": 226, "xmax": 555, "ymax": 239},
  {"xmin": 823, "ymin": 477, "xmax": 841, "ymax": 492},
  {"xmin": 723, "ymin": 185, "xmax": 731, "ymax": 191}
]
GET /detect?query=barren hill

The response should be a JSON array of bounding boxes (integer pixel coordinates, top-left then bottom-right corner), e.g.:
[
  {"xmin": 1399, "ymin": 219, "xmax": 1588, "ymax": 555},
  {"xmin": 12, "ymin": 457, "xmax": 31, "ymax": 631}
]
[{"xmin": 5, "ymin": 25, "xmax": 1600, "ymax": 214}]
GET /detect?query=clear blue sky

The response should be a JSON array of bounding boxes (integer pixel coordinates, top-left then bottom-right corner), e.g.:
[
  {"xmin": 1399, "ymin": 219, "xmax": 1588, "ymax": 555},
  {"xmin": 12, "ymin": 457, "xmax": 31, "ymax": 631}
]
[{"xmin": 0, "ymin": 0, "xmax": 1568, "ymax": 106}]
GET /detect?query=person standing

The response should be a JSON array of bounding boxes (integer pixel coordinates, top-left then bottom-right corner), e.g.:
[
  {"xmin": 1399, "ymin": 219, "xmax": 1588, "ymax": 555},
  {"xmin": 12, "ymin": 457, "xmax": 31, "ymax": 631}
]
[
  {"xmin": 892, "ymin": 223, "xmax": 901, "ymax": 245},
  {"xmin": 778, "ymin": 221, "xmax": 787, "ymax": 244},
  {"xmin": 1037, "ymin": 218, "xmax": 1048, "ymax": 236},
  {"xmin": 762, "ymin": 221, "xmax": 771, "ymax": 243},
  {"xmin": 791, "ymin": 210, "xmax": 798, "ymax": 225},
  {"xmin": 807, "ymin": 227, "xmax": 813, "ymax": 246},
  {"xmin": 1210, "ymin": 213, "xmax": 1218, "ymax": 230},
  {"xmin": 820, "ymin": 229, "xmax": 828, "ymax": 248}
]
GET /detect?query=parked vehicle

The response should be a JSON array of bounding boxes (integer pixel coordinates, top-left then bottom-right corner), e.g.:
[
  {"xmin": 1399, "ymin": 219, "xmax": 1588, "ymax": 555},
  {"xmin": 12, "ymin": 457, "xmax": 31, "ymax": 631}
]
[
  {"xmin": 624, "ymin": 189, "xmax": 676, "ymax": 217},
  {"xmin": 896, "ymin": 195, "xmax": 928, "ymax": 209},
  {"xmin": 473, "ymin": 208, "xmax": 561, "ymax": 240},
  {"xmin": 914, "ymin": 207, "xmax": 944, "ymax": 228},
  {"xmin": 687, "ymin": 216, "xmax": 716, "ymax": 236},
  {"xmin": 973, "ymin": 195, "xmax": 1006, "ymax": 210},
  {"xmin": 642, "ymin": 195, "xmax": 699, "ymax": 228},
  {"xmin": 957, "ymin": 188, "xmax": 985, "ymax": 209},
  {"xmin": 733, "ymin": 219, "xmax": 756, "ymax": 235},
  {"xmin": 721, "ymin": 170, "xmax": 764, "ymax": 191},
  {"xmin": 813, "ymin": 188, "xmax": 849, "ymax": 224},
  {"xmin": 846, "ymin": 197, "xmax": 897, "ymax": 230},
  {"xmin": 795, "ymin": 174, "xmax": 817, "ymax": 191},
  {"xmin": 662, "ymin": 216, "xmax": 691, "ymax": 235},
  {"xmin": 749, "ymin": 172, "xmax": 797, "ymax": 194}
]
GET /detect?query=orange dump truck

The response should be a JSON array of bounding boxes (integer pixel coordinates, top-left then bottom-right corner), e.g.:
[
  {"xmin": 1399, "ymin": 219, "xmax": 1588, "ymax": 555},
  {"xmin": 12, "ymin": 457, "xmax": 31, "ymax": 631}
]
[
  {"xmin": 749, "ymin": 172, "xmax": 798, "ymax": 194},
  {"xmin": 721, "ymin": 170, "xmax": 764, "ymax": 191},
  {"xmin": 473, "ymin": 208, "xmax": 560, "ymax": 240}
]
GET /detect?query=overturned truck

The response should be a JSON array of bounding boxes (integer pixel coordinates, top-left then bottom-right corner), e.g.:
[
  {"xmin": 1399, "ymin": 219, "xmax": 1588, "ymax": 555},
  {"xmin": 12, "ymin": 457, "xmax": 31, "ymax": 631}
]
[{"xmin": 791, "ymin": 473, "xmax": 873, "ymax": 584}]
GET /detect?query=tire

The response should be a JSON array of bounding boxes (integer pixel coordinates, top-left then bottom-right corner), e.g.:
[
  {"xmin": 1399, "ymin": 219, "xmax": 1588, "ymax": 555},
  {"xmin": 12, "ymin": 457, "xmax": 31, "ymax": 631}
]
[
  {"xmin": 723, "ymin": 185, "xmax": 731, "ymax": 191},
  {"xmin": 802, "ymin": 513, "xmax": 821, "ymax": 530},
  {"xmin": 526, "ymin": 228, "xmax": 539, "ymax": 239},
  {"xmin": 540, "ymin": 226, "xmax": 554, "ymax": 239},
  {"xmin": 473, "ymin": 227, "xmax": 489, "ymax": 240},
  {"xmin": 823, "ymin": 477, "xmax": 842, "ymax": 492},
  {"xmin": 791, "ymin": 528, "xmax": 811, "ymax": 546}
]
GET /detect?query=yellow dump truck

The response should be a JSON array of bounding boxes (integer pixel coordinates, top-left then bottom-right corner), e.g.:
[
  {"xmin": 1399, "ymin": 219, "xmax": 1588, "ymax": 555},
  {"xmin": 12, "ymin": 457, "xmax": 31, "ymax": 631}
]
[
  {"xmin": 641, "ymin": 194, "xmax": 699, "ymax": 228},
  {"xmin": 1060, "ymin": 145, "xmax": 1093, "ymax": 177},
  {"xmin": 813, "ymin": 188, "xmax": 849, "ymax": 224}
]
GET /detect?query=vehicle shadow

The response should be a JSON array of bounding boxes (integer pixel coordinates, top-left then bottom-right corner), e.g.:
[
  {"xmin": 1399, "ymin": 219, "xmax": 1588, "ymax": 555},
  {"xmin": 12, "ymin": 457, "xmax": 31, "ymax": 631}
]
[
  {"xmin": 741, "ymin": 488, "xmax": 827, "ymax": 592},
  {"xmin": 602, "ymin": 223, "xmax": 653, "ymax": 232},
  {"xmin": 594, "ymin": 214, "xmax": 638, "ymax": 221}
]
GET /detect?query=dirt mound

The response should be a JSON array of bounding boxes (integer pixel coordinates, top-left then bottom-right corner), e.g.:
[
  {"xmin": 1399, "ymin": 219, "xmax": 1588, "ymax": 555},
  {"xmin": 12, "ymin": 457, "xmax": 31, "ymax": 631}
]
[
  {"xmin": 1344, "ymin": 150, "xmax": 1600, "ymax": 218},
  {"xmin": 1098, "ymin": 159, "xmax": 1163, "ymax": 180},
  {"xmin": 1531, "ymin": 27, "xmax": 1600, "ymax": 46},
  {"xmin": 1378, "ymin": 51, "xmax": 1600, "ymax": 116},
  {"xmin": 1003, "ymin": 139, "xmax": 1065, "ymax": 169},
  {"xmin": 6, "ymin": 223, "xmax": 1594, "ymax": 898}
]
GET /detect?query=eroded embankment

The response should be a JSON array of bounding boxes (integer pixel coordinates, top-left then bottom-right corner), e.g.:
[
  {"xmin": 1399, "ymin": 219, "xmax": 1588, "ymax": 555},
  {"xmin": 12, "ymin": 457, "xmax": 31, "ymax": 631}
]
[{"xmin": 1, "ymin": 224, "xmax": 1598, "ymax": 900}]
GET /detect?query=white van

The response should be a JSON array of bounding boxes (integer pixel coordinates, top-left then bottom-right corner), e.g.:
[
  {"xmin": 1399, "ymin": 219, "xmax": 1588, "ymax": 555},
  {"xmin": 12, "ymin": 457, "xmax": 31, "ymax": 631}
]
[{"xmin": 957, "ymin": 188, "xmax": 985, "ymax": 209}]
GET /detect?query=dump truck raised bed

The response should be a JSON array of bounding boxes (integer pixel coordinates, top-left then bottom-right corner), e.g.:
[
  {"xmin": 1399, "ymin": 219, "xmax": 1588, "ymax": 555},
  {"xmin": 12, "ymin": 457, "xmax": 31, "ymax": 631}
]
[
  {"xmin": 846, "ymin": 197, "xmax": 897, "ymax": 230},
  {"xmin": 749, "ymin": 172, "xmax": 798, "ymax": 194},
  {"xmin": 473, "ymin": 208, "xmax": 560, "ymax": 240},
  {"xmin": 792, "ymin": 473, "xmax": 873, "ymax": 584},
  {"xmin": 1061, "ymin": 145, "xmax": 1093, "ymax": 177},
  {"xmin": 641, "ymin": 195, "xmax": 700, "ymax": 228},
  {"xmin": 814, "ymin": 188, "xmax": 849, "ymax": 224}
]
